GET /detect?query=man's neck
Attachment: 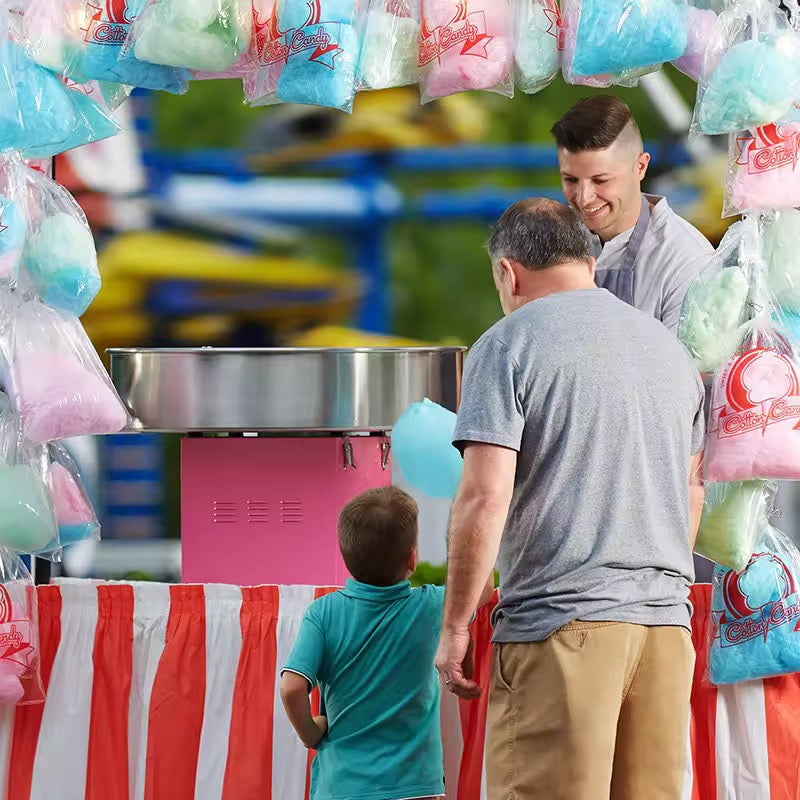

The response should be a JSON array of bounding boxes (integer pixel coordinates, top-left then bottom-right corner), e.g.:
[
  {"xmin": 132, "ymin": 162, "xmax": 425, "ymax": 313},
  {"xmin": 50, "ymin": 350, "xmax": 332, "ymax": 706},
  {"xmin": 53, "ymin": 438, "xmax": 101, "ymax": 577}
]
[
  {"xmin": 518, "ymin": 267, "xmax": 597, "ymax": 304},
  {"xmin": 597, "ymin": 195, "xmax": 645, "ymax": 244}
]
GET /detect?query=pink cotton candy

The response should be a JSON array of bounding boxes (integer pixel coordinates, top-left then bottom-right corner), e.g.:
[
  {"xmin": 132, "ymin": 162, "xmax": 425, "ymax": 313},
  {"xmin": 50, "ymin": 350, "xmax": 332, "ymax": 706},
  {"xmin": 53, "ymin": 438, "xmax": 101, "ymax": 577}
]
[
  {"xmin": 0, "ymin": 659, "xmax": 23, "ymax": 705},
  {"xmin": 50, "ymin": 462, "xmax": 94, "ymax": 526},
  {"xmin": 672, "ymin": 6, "xmax": 717, "ymax": 81},
  {"xmin": 419, "ymin": 0, "xmax": 514, "ymax": 100},
  {"xmin": 10, "ymin": 351, "xmax": 128, "ymax": 444},
  {"xmin": 705, "ymin": 345, "xmax": 800, "ymax": 482}
]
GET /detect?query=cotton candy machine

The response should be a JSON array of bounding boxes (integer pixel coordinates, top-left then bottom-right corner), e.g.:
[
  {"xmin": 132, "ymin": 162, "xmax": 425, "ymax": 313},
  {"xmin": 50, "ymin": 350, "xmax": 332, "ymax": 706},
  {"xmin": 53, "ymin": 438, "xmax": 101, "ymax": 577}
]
[{"xmin": 108, "ymin": 347, "xmax": 465, "ymax": 585}]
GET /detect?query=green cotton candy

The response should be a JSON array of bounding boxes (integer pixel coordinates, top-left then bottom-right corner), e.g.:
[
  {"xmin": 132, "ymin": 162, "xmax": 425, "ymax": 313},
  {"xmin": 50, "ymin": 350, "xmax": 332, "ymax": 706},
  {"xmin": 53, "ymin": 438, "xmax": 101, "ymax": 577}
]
[
  {"xmin": 695, "ymin": 481, "xmax": 767, "ymax": 571},
  {"xmin": 678, "ymin": 267, "xmax": 749, "ymax": 372},
  {"xmin": 0, "ymin": 463, "xmax": 58, "ymax": 552}
]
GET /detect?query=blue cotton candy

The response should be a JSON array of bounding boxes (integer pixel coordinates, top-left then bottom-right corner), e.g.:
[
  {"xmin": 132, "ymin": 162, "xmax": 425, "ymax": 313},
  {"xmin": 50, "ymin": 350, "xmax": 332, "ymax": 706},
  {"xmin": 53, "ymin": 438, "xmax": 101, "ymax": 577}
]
[
  {"xmin": 0, "ymin": 41, "xmax": 79, "ymax": 156},
  {"xmin": 281, "ymin": 0, "xmax": 356, "ymax": 29},
  {"xmin": 710, "ymin": 538, "xmax": 800, "ymax": 685},
  {"xmin": 79, "ymin": 40, "xmax": 188, "ymax": 93},
  {"xmin": 58, "ymin": 523, "xmax": 96, "ymax": 547},
  {"xmin": 697, "ymin": 38, "xmax": 798, "ymax": 135},
  {"xmin": 277, "ymin": 22, "xmax": 359, "ymax": 111},
  {"xmin": 391, "ymin": 398, "xmax": 463, "ymax": 499},
  {"xmin": 24, "ymin": 212, "xmax": 100, "ymax": 317},
  {"xmin": 571, "ymin": 0, "xmax": 687, "ymax": 76}
]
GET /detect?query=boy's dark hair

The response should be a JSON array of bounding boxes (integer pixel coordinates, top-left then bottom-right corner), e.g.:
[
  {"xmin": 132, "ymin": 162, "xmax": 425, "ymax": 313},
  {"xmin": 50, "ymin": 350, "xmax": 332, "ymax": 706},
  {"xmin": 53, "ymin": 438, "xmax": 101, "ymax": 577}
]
[
  {"xmin": 338, "ymin": 486, "xmax": 419, "ymax": 586},
  {"xmin": 550, "ymin": 95, "xmax": 641, "ymax": 152}
]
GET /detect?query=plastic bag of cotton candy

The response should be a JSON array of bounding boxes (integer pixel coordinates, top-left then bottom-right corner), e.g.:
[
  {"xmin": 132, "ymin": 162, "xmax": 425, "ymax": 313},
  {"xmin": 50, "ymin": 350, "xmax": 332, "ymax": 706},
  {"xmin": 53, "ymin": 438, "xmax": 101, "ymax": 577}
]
[
  {"xmin": 356, "ymin": 0, "xmax": 421, "ymax": 91},
  {"xmin": 0, "ymin": 545, "xmax": 45, "ymax": 706},
  {"xmin": 22, "ymin": 0, "xmax": 188, "ymax": 93},
  {"xmin": 678, "ymin": 218, "xmax": 752, "ymax": 374},
  {"xmin": 695, "ymin": 479, "xmax": 773, "ymax": 571},
  {"xmin": 709, "ymin": 523, "xmax": 800, "ymax": 685},
  {"xmin": 691, "ymin": 0, "xmax": 800, "ymax": 137},
  {"xmin": 561, "ymin": 0, "xmax": 687, "ymax": 82},
  {"xmin": 418, "ymin": 0, "xmax": 514, "ymax": 102},
  {"xmin": 724, "ymin": 123, "xmax": 800, "ymax": 217},
  {"xmin": 127, "ymin": 0, "xmax": 252, "ymax": 73},
  {"xmin": 7, "ymin": 155, "xmax": 101, "ymax": 318},
  {"xmin": 703, "ymin": 318, "xmax": 800, "ymax": 483},
  {"xmin": 512, "ymin": 0, "xmax": 561, "ymax": 95},
  {"xmin": 0, "ymin": 9, "xmax": 124, "ymax": 158},
  {"xmin": 0, "ymin": 296, "xmax": 130, "ymax": 445},
  {"xmin": 272, "ymin": 0, "xmax": 363, "ymax": 112}
]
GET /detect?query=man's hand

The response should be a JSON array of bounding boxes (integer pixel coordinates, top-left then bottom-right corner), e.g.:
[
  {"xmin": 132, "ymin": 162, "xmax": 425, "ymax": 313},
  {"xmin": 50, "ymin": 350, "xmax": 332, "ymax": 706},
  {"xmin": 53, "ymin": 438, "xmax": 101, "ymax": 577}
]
[{"xmin": 435, "ymin": 627, "xmax": 480, "ymax": 699}]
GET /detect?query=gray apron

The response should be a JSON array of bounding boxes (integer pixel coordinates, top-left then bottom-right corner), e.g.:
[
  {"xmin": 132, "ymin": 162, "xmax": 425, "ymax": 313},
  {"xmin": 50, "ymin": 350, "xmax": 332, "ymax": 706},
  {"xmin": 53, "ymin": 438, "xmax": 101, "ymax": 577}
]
[{"xmin": 593, "ymin": 196, "xmax": 651, "ymax": 306}]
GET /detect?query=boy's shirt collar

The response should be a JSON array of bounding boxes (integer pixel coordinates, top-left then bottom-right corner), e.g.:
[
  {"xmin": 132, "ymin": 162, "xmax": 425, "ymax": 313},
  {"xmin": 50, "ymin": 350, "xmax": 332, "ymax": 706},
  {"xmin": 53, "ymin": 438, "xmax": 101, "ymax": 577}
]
[{"xmin": 341, "ymin": 578, "xmax": 412, "ymax": 601}]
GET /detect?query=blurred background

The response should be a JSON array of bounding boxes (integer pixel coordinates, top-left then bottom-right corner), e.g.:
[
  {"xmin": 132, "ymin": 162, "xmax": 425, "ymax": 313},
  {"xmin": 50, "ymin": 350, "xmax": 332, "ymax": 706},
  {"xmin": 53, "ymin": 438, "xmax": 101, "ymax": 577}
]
[{"xmin": 52, "ymin": 65, "xmax": 737, "ymax": 582}]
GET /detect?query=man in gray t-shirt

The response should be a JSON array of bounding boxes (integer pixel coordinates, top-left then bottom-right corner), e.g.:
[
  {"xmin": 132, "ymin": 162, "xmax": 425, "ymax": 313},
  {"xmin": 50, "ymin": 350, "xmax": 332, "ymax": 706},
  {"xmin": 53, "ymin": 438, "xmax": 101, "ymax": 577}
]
[{"xmin": 434, "ymin": 198, "xmax": 705, "ymax": 800}]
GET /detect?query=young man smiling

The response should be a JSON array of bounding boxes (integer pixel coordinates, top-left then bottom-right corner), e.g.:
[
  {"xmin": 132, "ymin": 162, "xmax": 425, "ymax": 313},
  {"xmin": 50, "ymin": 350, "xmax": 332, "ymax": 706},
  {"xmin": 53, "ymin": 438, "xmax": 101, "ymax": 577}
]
[{"xmin": 551, "ymin": 95, "xmax": 713, "ymax": 333}]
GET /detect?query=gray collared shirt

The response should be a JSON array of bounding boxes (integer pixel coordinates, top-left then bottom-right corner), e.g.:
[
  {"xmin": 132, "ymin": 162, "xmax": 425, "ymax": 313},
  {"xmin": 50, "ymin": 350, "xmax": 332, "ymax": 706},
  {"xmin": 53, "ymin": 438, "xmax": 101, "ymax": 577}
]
[{"xmin": 588, "ymin": 193, "xmax": 713, "ymax": 332}]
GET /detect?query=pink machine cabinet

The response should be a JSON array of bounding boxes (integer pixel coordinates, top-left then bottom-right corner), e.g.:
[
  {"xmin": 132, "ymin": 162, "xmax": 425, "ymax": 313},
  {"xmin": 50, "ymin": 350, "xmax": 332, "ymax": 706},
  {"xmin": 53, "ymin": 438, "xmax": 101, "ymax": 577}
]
[{"xmin": 108, "ymin": 347, "xmax": 465, "ymax": 586}]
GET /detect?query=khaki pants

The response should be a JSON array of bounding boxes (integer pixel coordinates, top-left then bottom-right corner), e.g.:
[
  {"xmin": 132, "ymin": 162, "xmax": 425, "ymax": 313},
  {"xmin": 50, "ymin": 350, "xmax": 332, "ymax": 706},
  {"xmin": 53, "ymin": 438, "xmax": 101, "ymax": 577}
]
[{"xmin": 486, "ymin": 622, "xmax": 694, "ymax": 800}]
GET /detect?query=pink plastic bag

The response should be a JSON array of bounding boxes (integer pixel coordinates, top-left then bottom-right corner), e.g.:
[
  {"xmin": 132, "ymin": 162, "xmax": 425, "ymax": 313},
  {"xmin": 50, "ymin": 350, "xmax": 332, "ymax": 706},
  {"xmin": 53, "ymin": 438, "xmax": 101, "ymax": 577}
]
[
  {"xmin": 0, "ymin": 298, "xmax": 130, "ymax": 444},
  {"xmin": 0, "ymin": 549, "xmax": 44, "ymax": 706},
  {"xmin": 705, "ymin": 324, "xmax": 800, "ymax": 482},
  {"xmin": 725, "ymin": 123, "xmax": 800, "ymax": 216},
  {"xmin": 48, "ymin": 443, "xmax": 100, "ymax": 547},
  {"xmin": 418, "ymin": 0, "xmax": 514, "ymax": 102}
]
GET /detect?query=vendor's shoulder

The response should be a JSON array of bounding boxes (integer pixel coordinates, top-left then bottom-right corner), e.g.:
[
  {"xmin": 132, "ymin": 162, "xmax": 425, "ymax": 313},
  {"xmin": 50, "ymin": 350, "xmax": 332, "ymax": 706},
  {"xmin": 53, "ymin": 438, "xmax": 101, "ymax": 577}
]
[{"xmin": 652, "ymin": 199, "xmax": 714, "ymax": 255}]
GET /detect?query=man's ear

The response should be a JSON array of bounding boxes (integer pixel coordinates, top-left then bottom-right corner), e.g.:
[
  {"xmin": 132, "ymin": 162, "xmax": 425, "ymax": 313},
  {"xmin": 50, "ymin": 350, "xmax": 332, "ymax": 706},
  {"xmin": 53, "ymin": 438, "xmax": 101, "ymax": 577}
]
[
  {"xmin": 636, "ymin": 151, "xmax": 651, "ymax": 181},
  {"xmin": 499, "ymin": 257, "xmax": 520, "ymax": 296},
  {"xmin": 587, "ymin": 256, "xmax": 596, "ymax": 280}
]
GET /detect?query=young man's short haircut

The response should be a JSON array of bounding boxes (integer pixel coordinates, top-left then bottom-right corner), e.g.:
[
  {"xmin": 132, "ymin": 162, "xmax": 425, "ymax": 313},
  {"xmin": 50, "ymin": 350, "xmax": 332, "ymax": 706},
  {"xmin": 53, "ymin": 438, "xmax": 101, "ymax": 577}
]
[
  {"xmin": 550, "ymin": 95, "xmax": 642, "ymax": 152},
  {"xmin": 338, "ymin": 486, "xmax": 419, "ymax": 586}
]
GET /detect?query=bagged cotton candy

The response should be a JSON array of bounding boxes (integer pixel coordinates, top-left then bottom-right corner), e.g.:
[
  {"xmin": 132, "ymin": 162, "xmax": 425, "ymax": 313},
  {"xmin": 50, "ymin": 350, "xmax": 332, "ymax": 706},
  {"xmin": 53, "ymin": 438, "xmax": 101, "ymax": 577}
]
[
  {"xmin": 0, "ymin": 548, "xmax": 44, "ymax": 705},
  {"xmin": 357, "ymin": 0, "xmax": 421, "ymax": 91},
  {"xmin": 131, "ymin": 0, "xmax": 252, "ymax": 73},
  {"xmin": 16, "ymin": 164, "xmax": 100, "ymax": 317},
  {"xmin": 704, "ymin": 326, "xmax": 800, "ymax": 482},
  {"xmin": 513, "ymin": 0, "xmax": 561, "ymax": 94},
  {"xmin": 671, "ymin": 4, "xmax": 716, "ymax": 81},
  {"xmin": 761, "ymin": 209, "xmax": 800, "ymax": 314},
  {"xmin": 244, "ymin": 0, "xmax": 285, "ymax": 105},
  {"xmin": 565, "ymin": 0, "xmax": 686, "ymax": 78},
  {"xmin": 678, "ymin": 221, "xmax": 750, "ymax": 373},
  {"xmin": 709, "ymin": 524, "xmax": 800, "ymax": 684},
  {"xmin": 49, "ymin": 444, "xmax": 100, "ymax": 547},
  {"xmin": 391, "ymin": 398, "xmax": 463, "ymax": 498},
  {"xmin": 419, "ymin": 0, "xmax": 514, "ymax": 102},
  {"xmin": 276, "ymin": 0, "xmax": 361, "ymax": 112},
  {"xmin": 0, "ymin": 298, "xmax": 129, "ymax": 444},
  {"xmin": 725, "ymin": 123, "xmax": 800, "ymax": 216},
  {"xmin": 0, "ymin": 394, "xmax": 58, "ymax": 555},
  {"xmin": 24, "ymin": 0, "xmax": 189, "ymax": 93},
  {"xmin": 0, "ymin": 156, "xmax": 27, "ymax": 286},
  {"xmin": 692, "ymin": 0, "xmax": 800, "ymax": 136},
  {"xmin": 695, "ymin": 480, "xmax": 771, "ymax": 571}
]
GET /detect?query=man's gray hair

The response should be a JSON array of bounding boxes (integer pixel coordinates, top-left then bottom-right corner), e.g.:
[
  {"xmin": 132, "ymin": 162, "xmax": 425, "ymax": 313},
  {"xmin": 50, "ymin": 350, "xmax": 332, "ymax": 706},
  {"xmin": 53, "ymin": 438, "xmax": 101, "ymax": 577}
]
[{"xmin": 487, "ymin": 198, "xmax": 591, "ymax": 271}]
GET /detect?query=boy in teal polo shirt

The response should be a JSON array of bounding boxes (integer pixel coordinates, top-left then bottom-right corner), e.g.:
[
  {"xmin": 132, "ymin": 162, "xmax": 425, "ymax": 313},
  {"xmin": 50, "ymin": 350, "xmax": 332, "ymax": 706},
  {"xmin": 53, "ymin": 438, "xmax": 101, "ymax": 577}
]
[{"xmin": 280, "ymin": 486, "xmax": 491, "ymax": 800}]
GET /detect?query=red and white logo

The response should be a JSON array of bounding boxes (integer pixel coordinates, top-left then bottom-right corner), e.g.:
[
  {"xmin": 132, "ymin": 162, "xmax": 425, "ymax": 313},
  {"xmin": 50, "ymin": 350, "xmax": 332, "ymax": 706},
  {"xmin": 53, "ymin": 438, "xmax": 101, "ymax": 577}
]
[
  {"xmin": 735, "ymin": 124, "xmax": 800, "ymax": 175},
  {"xmin": 81, "ymin": 0, "xmax": 131, "ymax": 45},
  {"xmin": 419, "ymin": 0, "xmax": 494, "ymax": 66},
  {"xmin": 710, "ymin": 346, "xmax": 800, "ymax": 438},
  {"xmin": 254, "ymin": 2, "xmax": 289, "ymax": 66},
  {"xmin": 0, "ymin": 586, "xmax": 12, "ymax": 626},
  {"xmin": 716, "ymin": 552, "xmax": 800, "ymax": 646}
]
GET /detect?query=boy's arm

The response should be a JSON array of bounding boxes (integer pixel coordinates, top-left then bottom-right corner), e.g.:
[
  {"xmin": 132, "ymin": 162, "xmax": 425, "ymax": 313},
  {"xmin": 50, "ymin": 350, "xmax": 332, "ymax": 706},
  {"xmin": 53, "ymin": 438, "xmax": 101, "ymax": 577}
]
[{"xmin": 280, "ymin": 671, "xmax": 328, "ymax": 749}]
